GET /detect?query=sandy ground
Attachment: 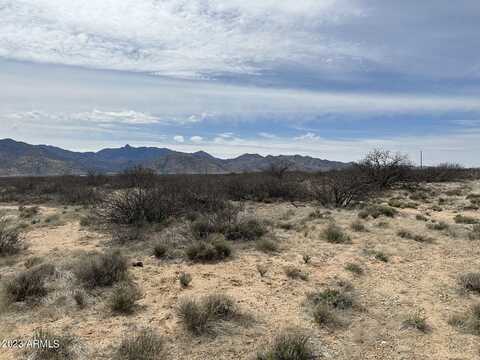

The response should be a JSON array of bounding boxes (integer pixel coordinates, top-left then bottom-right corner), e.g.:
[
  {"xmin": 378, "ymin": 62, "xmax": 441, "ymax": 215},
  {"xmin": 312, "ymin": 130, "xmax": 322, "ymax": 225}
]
[{"xmin": 1, "ymin": 181, "xmax": 480, "ymax": 359}]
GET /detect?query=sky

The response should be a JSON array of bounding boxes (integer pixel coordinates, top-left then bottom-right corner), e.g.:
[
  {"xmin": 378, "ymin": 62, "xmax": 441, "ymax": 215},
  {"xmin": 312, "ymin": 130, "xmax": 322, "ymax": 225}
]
[{"xmin": 1, "ymin": 0, "xmax": 480, "ymax": 166}]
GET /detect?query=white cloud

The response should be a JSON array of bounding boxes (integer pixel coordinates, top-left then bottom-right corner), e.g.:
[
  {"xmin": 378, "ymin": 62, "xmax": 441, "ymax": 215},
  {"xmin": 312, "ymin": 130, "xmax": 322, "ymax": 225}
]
[
  {"xmin": 294, "ymin": 132, "xmax": 320, "ymax": 141},
  {"xmin": 0, "ymin": 0, "xmax": 367, "ymax": 79},
  {"xmin": 258, "ymin": 132, "xmax": 277, "ymax": 139},
  {"xmin": 173, "ymin": 135, "xmax": 185, "ymax": 143},
  {"xmin": 189, "ymin": 136, "xmax": 203, "ymax": 143}
]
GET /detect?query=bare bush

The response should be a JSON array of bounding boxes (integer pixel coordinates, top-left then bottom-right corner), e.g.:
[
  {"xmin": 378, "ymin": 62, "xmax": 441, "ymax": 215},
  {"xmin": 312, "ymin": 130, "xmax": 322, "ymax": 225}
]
[
  {"xmin": 356, "ymin": 149, "xmax": 412, "ymax": 189},
  {"xmin": 0, "ymin": 216, "xmax": 25, "ymax": 256}
]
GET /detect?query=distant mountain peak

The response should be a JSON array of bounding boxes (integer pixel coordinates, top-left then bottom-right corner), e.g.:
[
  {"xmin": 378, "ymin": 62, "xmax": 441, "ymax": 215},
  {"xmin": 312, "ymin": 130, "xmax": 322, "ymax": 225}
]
[{"xmin": 0, "ymin": 138, "xmax": 348, "ymax": 176}]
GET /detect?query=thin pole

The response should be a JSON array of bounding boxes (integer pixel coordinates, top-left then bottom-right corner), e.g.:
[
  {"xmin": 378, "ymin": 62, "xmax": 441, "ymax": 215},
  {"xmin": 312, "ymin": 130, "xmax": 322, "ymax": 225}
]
[{"xmin": 420, "ymin": 151, "xmax": 423, "ymax": 169}]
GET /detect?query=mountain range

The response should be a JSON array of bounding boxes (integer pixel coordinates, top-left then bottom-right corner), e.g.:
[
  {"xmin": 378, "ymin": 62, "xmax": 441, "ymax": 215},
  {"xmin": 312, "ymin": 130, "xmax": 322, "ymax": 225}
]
[{"xmin": 0, "ymin": 138, "xmax": 347, "ymax": 176}]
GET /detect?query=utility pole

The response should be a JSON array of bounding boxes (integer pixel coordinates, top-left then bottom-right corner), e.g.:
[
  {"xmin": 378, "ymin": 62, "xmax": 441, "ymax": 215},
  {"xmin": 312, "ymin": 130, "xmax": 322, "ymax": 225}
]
[{"xmin": 420, "ymin": 150, "xmax": 423, "ymax": 169}]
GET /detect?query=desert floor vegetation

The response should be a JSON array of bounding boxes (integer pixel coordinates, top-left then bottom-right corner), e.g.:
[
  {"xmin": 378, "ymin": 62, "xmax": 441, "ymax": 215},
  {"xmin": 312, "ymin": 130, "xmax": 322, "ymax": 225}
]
[{"xmin": 0, "ymin": 159, "xmax": 480, "ymax": 359}]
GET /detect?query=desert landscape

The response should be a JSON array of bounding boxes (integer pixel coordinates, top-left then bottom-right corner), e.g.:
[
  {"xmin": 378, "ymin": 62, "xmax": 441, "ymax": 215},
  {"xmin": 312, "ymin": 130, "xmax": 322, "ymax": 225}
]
[{"xmin": 1, "ymin": 154, "xmax": 480, "ymax": 360}]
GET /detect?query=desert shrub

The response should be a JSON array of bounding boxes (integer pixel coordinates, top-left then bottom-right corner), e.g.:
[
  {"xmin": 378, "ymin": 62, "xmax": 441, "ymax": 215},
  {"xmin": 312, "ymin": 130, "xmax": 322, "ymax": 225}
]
[
  {"xmin": 73, "ymin": 290, "xmax": 87, "ymax": 309},
  {"xmin": 397, "ymin": 229, "xmax": 433, "ymax": 243},
  {"xmin": 98, "ymin": 188, "xmax": 167, "ymax": 225},
  {"xmin": 388, "ymin": 199, "xmax": 417, "ymax": 209},
  {"xmin": 190, "ymin": 216, "xmax": 225, "ymax": 240},
  {"xmin": 25, "ymin": 256, "xmax": 44, "ymax": 269},
  {"xmin": 225, "ymin": 218, "xmax": 268, "ymax": 241},
  {"xmin": 402, "ymin": 311, "xmax": 429, "ymax": 332},
  {"xmin": 256, "ymin": 237, "xmax": 279, "ymax": 253},
  {"xmin": 322, "ymin": 224, "xmax": 351, "ymax": 244},
  {"xmin": 448, "ymin": 304, "xmax": 480, "ymax": 336},
  {"xmin": 186, "ymin": 238, "xmax": 232, "ymax": 263},
  {"xmin": 374, "ymin": 251, "xmax": 389, "ymax": 262},
  {"xmin": 312, "ymin": 303, "xmax": 341, "ymax": 328},
  {"xmin": 115, "ymin": 328, "xmax": 164, "ymax": 360},
  {"xmin": 306, "ymin": 288, "xmax": 353, "ymax": 310},
  {"xmin": 0, "ymin": 216, "xmax": 25, "ymax": 256},
  {"xmin": 256, "ymin": 330, "xmax": 314, "ymax": 360},
  {"xmin": 79, "ymin": 215, "xmax": 95, "ymax": 227},
  {"xmin": 109, "ymin": 282, "xmax": 142, "ymax": 314},
  {"xmin": 112, "ymin": 226, "xmax": 146, "ymax": 244},
  {"xmin": 454, "ymin": 214, "xmax": 478, "ymax": 224},
  {"xmin": 426, "ymin": 221, "xmax": 449, "ymax": 231},
  {"xmin": 469, "ymin": 225, "xmax": 480, "ymax": 240},
  {"xmin": 416, "ymin": 214, "xmax": 428, "ymax": 221},
  {"xmin": 345, "ymin": 263, "xmax": 363, "ymax": 275},
  {"xmin": 356, "ymin": 149, "xmax": 412, "ymax": 189},
  {"xmin": 302, "ymin": 254, "xmax": 312, "ymax": 264},
  {"xmin": 359, "ymin": 205, "xmax": 397, "ymax": 219},
  {"xmin": 18, "ymin": 205, "xmax": 39, "ymax": 219},
  {"xmin": 177, "ymin": 294, "xmax": 240, "ymax": 336},
  {"xmin": 153, "ymin": 242, "xmax": 169, "ymax": 259},
  {"xmin": 459, "ymin": 273, "xmax": 480, "ymax": 293},
  {"xmin": 179, "ymin": 272, "xmax": 192, "ymax": 288},
  {"xmin": 312, "ymin": 168, "xmax": 371, "ymax": 208},
  {"xmin": 74, "ymin": 250, "xmax": 128, "ymax": 289},
  {"xmin": 28, "ymin": 329, "xmax": 77, "ymax": 360},
  {"xmin": 257, "ymin": 264, "xmax": 268, "ymax": 277},
  {"xmin": 350, "ymin": 221, "xmax": 367, "ymax": 232},
  {"xmin": 284, "ymin": 266, "xmax": 308, "ymax": 281},
  {"xmin": 4, "ymin": 263, "xmax": 55, "ymax": 303}
]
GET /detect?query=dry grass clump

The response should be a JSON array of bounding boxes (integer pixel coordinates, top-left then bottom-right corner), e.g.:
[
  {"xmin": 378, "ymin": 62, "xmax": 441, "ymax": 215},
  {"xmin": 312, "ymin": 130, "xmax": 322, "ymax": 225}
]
[
  {"xmin": 306, "ymin": 288, "xmax": 354, "ymax": 311},
  {"xmin": 416, "ymin": 214, "xmax": 428, "ymax": 221},
  {"xmin": 448, "ymin": 304, "xmax": 480, "ymax": 336},
  {"xmin": 109, "ymin": 282, "xmax": 142, "ymax": 314},
  {"xmin": 177, "ymin": 294, "xmax": 243, "ymax": 336},
  {"xmin": 454, "ymin": 214, "xmax": 478, "ymax": 224},
  {"xmin": 114, "ymin": 328, "xmax": 164, "ymax": 360},
  {"xmin": 256, "ymin": 264, "xmax": 269, "ymax": 277},
  {"xmin": 426, "ymin": 221, "xmax": 449, "ymax": 231},
  {"xmin": 153, "ymin": 242, "xmax": 169, "ymax": 259},
  {"xmin": 345, "ymin": 263, "xmax": 363, "ymax": 275},
  {"xmin": 256, "ymin": 330, "xmax": 314, "ymax": 360},
  {"xmin": 397, "ymin": 229, "xmax": 433, "ymax": 243},
  {"xmin": 388, "ymin": 198, "xmax": 418, "ymax": 209},
  {"xmin": 358, "ymin": 205, "xmax": 397, "ymax": 219},
  {"xmin": 305, "ymin": 286, "xmax": 355, "ymax": 329},
  {"xmin": 363, "ymin": 248, "xmax": 389, "ymax": 262},
  {"xmin": 402, "ymin": 311, "xmax": 429, "ymax": 333},
  {"xmin": 321, "ymin": 223, "xmax": 351, "ymax": 244},
  {"xmin": 74, "ymin": 250, "xmax": 128, "ymax": 289},
  {"xmin": 256, "ymin": 236, "xmax": 279, "ymax": 253},
  {"xmin": 179, "ymin": 272, "xmax": 192, "ymax": 288},
  {"xmin": 458, "ymin": 273, "xmax": 480, "ymax": 293},
  {"xmin": 28, "ymin": 329, "xmax": 78, "ymax": 360},
  {"xmin": 186, "ymin": 237, "xmax": 232, "ymax": 263},
  {"xmin": 350, "ymin": 220, "xmax": 367, "ymax": 232},
  {"xmin": 18, "ymin": 205, "xmax": 39, "ymax": 219},
  {"xmin": 3, "ymin": 263, "xmax": 55, "ymax": 304},
  {"xmin": 469, "ymin": 225, "xmax": 480, "ymax": 240},
  {"xmin": 225, "ymin": 218, "xmax": 268, "ymax": 241},
  {"xmin": 0, "ymin": 216, "xmax": 25, "ymax": 256},
  {"xmin": 284, "ymin": 266, "xmax": 309, "ymax": 281}
]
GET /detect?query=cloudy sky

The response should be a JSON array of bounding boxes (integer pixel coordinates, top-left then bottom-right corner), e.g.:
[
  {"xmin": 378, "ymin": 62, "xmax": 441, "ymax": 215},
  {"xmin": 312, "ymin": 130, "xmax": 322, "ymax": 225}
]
[{"xmin": 1, "ymin": 0, "xmax": 479, "ymax": 165}]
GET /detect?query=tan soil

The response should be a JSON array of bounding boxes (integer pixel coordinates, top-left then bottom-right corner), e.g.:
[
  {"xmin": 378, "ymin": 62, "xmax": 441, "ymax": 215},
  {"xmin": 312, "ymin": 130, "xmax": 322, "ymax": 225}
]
[{"xmin": 1, "ymin": 182, "xmax": 480, "ymax": 359}]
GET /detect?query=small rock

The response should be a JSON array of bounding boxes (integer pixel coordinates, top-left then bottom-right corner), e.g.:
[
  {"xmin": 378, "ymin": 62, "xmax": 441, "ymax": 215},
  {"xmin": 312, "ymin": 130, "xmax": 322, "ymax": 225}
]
[{"xmin": 132, "ymin": 261, "xmax": 143, "ymax": 267}]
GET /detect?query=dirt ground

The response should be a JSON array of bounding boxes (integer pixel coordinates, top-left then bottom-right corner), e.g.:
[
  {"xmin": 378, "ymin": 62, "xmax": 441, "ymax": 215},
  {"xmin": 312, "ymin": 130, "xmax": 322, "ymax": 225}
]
[{"xmin": 1, "ymin": 181, "xmax": 480, "ymax": 359}]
